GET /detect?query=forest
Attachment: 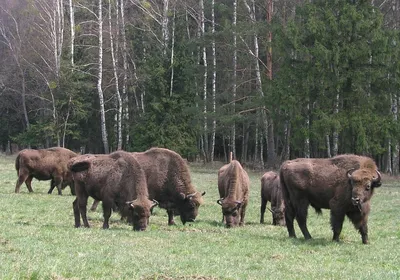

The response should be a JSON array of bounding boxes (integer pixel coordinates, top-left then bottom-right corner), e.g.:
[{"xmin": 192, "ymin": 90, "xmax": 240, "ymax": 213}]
[{"xmin": 0, "ymin": 0, "xmax": 399, "ymax": 172}]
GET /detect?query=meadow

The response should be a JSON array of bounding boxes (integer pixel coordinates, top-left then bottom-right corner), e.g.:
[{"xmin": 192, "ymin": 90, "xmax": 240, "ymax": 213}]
[{"xmin": 0, "ymin": 154, "xmax": 399, "ymax": 280}]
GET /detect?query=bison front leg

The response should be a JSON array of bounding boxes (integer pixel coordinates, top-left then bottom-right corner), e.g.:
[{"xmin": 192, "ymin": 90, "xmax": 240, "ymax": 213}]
[
  {"xmin": 167, "ymin": 209, "xmax": 175, "ymax": 226},
  {"xmin": 330, "ymin": 210, "xmax": 345, "ymax": 242},
  {"xmin": 260, "ymin": 199, "xmax": 266, "ymax": 224},
  {"xmin": 73, "ymin": 198, "xmax": 81, "ymax": 228},
  {"xmin": 347, "ymin": 211, "xmax": 369, "ymax": 244},
  {"xmin": 102, "ymin": 201, "xmax": 112, "ymax": 229},
  {"xmin": 51, "ymin": 176, "xmax": 63, "ymax": 195},
  {"xmin": 239, "ymin": 205, "xmax": 247, "ymax": 226},
  {"xmin": 48, "ymin": 179, "xmax": 56, "ymax": 194}
]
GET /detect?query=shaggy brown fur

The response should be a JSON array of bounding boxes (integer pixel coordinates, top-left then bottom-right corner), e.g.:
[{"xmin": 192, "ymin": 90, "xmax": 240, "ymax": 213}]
[
  {"xmin": 15, "ymin": 147, "xmax": 78, "ymax": 195},
  {"xmin": 217, "ymin": 160, "xmax": 250, "ymax": 228},
  {"xmin": 69, "ymin": 151, "xmax": 157, "ymax": 231},
  {"xmin": 130, "ymin": 148, "xmax": 205, "ymax": 225},
  {"xmin": 260, "ymin": 171, "xmax": 285, "ymax": 226},
  {"xmin": 280, "ymin": 154, "xmax": 382, "ymax": 244}
]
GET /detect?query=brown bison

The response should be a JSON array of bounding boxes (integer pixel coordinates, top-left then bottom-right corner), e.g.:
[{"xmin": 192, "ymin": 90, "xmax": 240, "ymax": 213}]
[
  {"xmin": 260, "ymin": 171, "xmax": 285, "ymax": 226},
  {"xmin": 217, "ymin": 160, "xmax": 250, "ymax": 228},
  {"xmin": 131, "ymin": 148, "xmax": 205, "ymax": 225},
  {"xmin": 15, "ymin": 147, "xmax": 78, "ymax": 195},
  {"xmin": 280, "ymin": 154, "xmax": 382, "ymax": 244},
  {"xmin": 69, "ymin": 151, "xmax": 158, "ymax": 231}
]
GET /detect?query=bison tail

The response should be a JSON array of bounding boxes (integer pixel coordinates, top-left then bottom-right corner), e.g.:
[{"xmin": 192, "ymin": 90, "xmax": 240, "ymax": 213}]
[
  {"xmin": 15, "ymin": 154, "xmax": 20, "ymax": 172},
  {"xmin": 70, "ymin": 161, "xmax": 91, "ymax": 172}
]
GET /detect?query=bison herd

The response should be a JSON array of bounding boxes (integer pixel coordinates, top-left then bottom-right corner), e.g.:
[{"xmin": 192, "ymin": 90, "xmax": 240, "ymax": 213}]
[{"xmin": 14, "ymin": 147, "xmax": 382, "ymax": 244}]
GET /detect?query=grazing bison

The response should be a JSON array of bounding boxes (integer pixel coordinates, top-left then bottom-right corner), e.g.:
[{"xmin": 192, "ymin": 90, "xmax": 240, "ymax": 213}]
[
  {"xmin": 69, "ymin": 151, "xmax": 157, "ymax": 231},
  {"xmin": 130, "ymin": 148, "xmax": 205, "ymax": 226},
  {"xmin": 15, "ymin": 147, "xmax": 77, "ymax": 195},
  {"xmin": 217, "ymin": 160, "xmax": 250, "ymax": 228},
  {"xmin": 260, "ymin": 171, "xmax": 285, "ymax": 226},
  {"xmin": 280, "ymin": 154, "xmax": 382, "ymax": 244}
]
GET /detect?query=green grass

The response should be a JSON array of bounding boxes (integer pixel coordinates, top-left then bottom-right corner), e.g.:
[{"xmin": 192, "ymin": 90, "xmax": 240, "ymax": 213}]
[{"xmin": 0, "ymin": 154, "xmax": 399, "ymax": 279}]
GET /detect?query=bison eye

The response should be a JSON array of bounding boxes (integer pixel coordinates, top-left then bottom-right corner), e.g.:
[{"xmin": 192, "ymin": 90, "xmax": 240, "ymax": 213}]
[{"xmin": 366, "ymin": 183, "xmax": 371, "ymax": 191}]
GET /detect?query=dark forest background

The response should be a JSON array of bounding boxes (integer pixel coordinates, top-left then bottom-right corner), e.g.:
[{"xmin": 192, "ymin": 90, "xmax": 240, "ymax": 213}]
[{"xmin": 0, "ymin": 0, "xmax": 399, "ymax": 173}]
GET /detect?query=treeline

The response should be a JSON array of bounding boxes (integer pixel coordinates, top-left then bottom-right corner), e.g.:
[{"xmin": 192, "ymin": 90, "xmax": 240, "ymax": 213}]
[{"xmin": 0, "ymin": 0, "xmax": 399, "ymax": 173}]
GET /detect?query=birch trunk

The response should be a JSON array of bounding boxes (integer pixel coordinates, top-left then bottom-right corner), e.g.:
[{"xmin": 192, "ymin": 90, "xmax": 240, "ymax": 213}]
[
  {"xmin": 162, "ymin": 0, "xmax": 169, "ymax": 55},
  {"xmin": 170, "ymin": 7, "xmax": 176, "ymax": 96},
  {"xmin": 304, "ymin": 102, "xmax": 310, "ymax": 158},
  {"xmin": 97, "ymin": 0, "xmax": 109, "ymax": 153},
  {"xmin": 210, "ymin": 0, "xmax": 217, "ymax": 162},
  {"xmin": 108, "ymin": 0, "xmax": 122, "ymax": 150},
  {"xmin": 120, "ymin": 0, "xmax": 130, "ymax": 146},
  {"xmin": 231, "ymin": 0, "xmax": 237, "ymax": 158},
  {"xmin": 393, "ymin": 94, "xmax": 399, "ymax": 175},
  {"xmin": 200, "ymin": 0, "xmax": 209, "ymax": 161},
  {"xmin": 332, "ymin": 92, "xmax": 339, "ymax": 156},
  {"xmin": 69, "ymin": 0, "xmax": 75, "ymax": 67}
]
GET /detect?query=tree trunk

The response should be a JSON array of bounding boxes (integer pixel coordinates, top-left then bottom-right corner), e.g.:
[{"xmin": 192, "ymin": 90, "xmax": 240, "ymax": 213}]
[
  {"xmin": 97, "ymin": 0, "xmax": 109, "ymax": 153},
  {"xmin": 108, "ymin": 0, "xmax": 122, "ymax": 150},
  {"xmin": 120, "ymin": 0, "xmax": 130, "ymax": 147},
  {"xmin": 170, "ymin": 7, "xmax": 176, "ymax": 97},
  {"xmin": 200, "ymin": 0, "xmax": 209, "ymax": 162},
  {"xmin": 69, "ymin": 0, "xmax": 75, "ymax": 67},
  {"xmin": 231, "ymin": 0, "xmax": 237, "ymax": 158},
  {"xmin": 210, "ymin": 0, "xmax": 217, "ymax": 163}
]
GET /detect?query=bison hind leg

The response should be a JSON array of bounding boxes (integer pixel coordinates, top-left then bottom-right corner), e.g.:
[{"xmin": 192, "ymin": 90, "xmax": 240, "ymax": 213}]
[
  {"xmin": 295, "ymin": 201, "xmax": 312, "ymax": 240},
  {"xmin": 260, "ymin": 199, "xmax": 267, "ymax": 224}
]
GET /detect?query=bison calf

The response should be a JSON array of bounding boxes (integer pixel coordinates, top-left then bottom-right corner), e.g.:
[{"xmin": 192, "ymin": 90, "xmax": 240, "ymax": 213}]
[
  {"xmin": 15, "ymin": 147, "xmax": 77, "ymax": 195},
  {"xmin": 280, "ymin": 154, "xmax": 382, "ymax": 244},
  {"xmin": 217, "ymin": 160, "xmax": 249, "ymax": 228},
  {"xmin": 69, "ymin": 151, "xmax": 157, "ymax": 231},
  {"xmin": 260, "ymin": 171, "xmax": 285, "ymax": 226}
]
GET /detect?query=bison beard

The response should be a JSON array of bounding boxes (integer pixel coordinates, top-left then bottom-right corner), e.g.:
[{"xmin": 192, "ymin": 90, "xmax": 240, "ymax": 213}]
[
  {"xmin": 69, "ymin": 151, "xmax": 157, "ymax": 231},
  {"xmin": 280, "ymin": 154, "xmax": 382, "ymax": 244},
  {"xmin": 217, "ymin": 160, "xmax": 249, "ymax": 228},
  {"xmin": 15, "ymin": 147, "xmax": 77, "ymax": 195}
]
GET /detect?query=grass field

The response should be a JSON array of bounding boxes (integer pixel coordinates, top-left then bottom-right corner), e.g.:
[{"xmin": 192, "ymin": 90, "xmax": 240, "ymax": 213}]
[{"xmin": 0, "ymin": 154, "xmax": 399, "ymax": 280}]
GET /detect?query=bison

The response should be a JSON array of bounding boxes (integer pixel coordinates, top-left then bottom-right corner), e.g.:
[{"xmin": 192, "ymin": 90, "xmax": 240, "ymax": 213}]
[
  {"xmin": 69, "ymin": 151, "xmax": 158, "ymax": 231},
  {"xmin": 15, "ymin": 147, "xmax": 77, "ymax": 195},
  {"xmin": 280, "ymin": 154, "xmax": 382, "ymax": 244},
  {"xmin": 217, "ymin": 160, "xmax": 250, "ymax": 228},
  {"xmin": 131, "ymin": 148, "xmax": 205, "ymax": 226},
  {"xmin": 260, "ymin": 171, "xmax": 285, "ymax": 226}
]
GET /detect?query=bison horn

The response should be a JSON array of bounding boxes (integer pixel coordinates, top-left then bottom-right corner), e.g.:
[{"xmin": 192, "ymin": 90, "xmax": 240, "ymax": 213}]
[
  {"xmin": 152, "ymin": 199, "xmax": 159, "ymax": 206},
  {"xmin": 217, "ymin": 198, "xmax": 224, "ymax": 205},
  {"xmin": 346, "ymin": 168, "xmax": 356, "ymax": 180},
  {"xmin": 186, "ymin": 192, "xmax": 197, "ymax": 199},
  {"xmin": 201, "ymin": 191, "xmax": 206, "ymax": 196},
  {"xmin": 372, "ymin": 170, "xmax": 382, "ymax": 187}
]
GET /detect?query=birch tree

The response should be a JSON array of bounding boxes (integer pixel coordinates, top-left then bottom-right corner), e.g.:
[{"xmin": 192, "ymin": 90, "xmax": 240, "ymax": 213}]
[
  {"xmin": 210, "ymin": 0, "xmax": 217, "ymax": 162},
  {"xmin": 231, "ymin": 0, "xmax": 237, "ymax": 158},
  {"xmin": 97, "ymin": 0, "xmax": 109, "ymax": 153},
  {"xmin": 108, "ymin": 0, "xmax": 122, "ymax": 150}
]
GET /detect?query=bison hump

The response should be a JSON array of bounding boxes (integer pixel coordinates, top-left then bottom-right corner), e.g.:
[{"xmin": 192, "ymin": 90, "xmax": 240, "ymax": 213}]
[{"xmin": 71, "ymin": 161, "xmax": 91, "ymax": 172}]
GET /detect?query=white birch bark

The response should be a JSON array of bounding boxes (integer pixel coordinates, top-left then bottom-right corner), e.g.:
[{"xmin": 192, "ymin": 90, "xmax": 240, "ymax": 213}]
[
  {"xmin": 393, "ymin": 95, "xmax": 399, "ymax": 175},
  {"xmin": 210, "ymin": 0, "xmax": 217, "ymax": 162},
  {"xmin": 200, "ymin": 0, "xmax": 208, "ymax": 160},
  {"xmin": 162, "ymin": 0, "xmax": 169, "ymax": 55},
  {"xmin": 232, "ymin": 0, "xmax": 237, "ymax": 158},
  {"xmin": 120, "ymin": 0, "xmax": 130, "ymax": 146},
  {"xmin": 304, "ymin": 102, "xmax": 310, "ymax": 158},
  {"xmin": 69, "ymin": 0, "xmax": 75, "ymax": 67},
  {"xmin": 97, "ymin": 0, "xmax": 109, "ymax": 153},
  {"xmin": 108, "ymin": 0, "xmax": 122, "ymax": 150},
  {"xmin": 332, "ymin": 92, "xmax": 339, "ymax": 156},
  {"xmin": 169, "ymin": 7, "xmax": 176, "ymax": 97}
]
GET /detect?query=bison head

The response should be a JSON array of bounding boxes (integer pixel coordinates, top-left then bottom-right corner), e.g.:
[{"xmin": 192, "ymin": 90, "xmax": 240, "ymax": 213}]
[
  {"xmin": 126, "ymin": 199, "xmax": 158, "ymax": 231},
  {"xmin": 217, "ymin": 198, "xmax": 242, "ymax": 228},
  {"xmin": 347, "ymin": 169, "xmax": 381, "ymax": 211},
  {"xmin": 177, "ymin": 191, "xmax": 206, "ymax": 225}
]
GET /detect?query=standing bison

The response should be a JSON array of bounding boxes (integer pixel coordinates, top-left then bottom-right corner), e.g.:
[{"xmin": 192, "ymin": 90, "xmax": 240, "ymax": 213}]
[
  {"xmin": 260, "ymin": 171, "xmax": 285, "ymax": 226},
  {"xmin": 131, "ymin": 148, "xmax": 205, "ymax": 226},
  {"xmin": 69, "ymin": 151, "xmax": 157, "ymax": 231},
  {"xmin": 15, "ymin": 147, "xmax": 77, "ymax": 195},
  {"xmin": 217, "ymin": 160, "xmax": 250, "ymax": 228},
  {"xmin": 280, "ymin": 154, "xmax": 382, "ymax": 244}
]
